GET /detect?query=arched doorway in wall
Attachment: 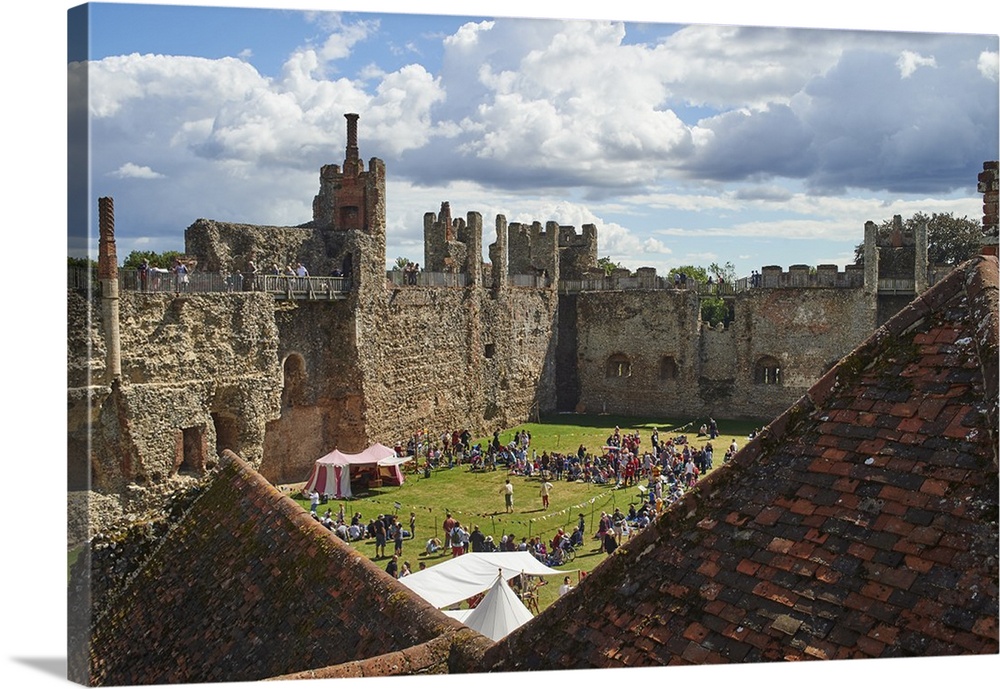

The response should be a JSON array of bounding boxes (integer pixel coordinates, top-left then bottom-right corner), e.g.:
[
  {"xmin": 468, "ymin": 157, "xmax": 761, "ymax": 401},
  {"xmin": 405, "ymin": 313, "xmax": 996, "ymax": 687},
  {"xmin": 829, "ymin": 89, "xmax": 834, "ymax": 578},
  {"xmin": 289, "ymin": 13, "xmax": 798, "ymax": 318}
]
[
  {"xmin": 659, "ymin": 355, "xmax": 679, "ymax": 380},
  {"xmin": 281, "ymin": 352, "xmax": 308, "ymax": 408},
  {"xmin": 212, "ymin": 412, "xmax": 241, "ymax": 456}
]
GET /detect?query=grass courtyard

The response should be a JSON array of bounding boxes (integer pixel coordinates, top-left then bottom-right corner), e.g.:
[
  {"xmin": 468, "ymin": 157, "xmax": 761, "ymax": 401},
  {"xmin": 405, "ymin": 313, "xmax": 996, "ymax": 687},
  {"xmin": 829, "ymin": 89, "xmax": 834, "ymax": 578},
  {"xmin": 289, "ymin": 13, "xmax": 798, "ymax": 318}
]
[{"xmin": 290, "ymin": 413, "xmax": 763, "ymax": 613}]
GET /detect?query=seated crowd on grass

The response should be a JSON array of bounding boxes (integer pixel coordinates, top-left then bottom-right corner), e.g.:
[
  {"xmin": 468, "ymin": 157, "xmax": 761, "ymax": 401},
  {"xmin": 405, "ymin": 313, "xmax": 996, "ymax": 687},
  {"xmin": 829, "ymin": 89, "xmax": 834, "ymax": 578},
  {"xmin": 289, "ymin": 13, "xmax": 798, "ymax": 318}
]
[
  {"xmin": 305, "ymin": 421, "xmax": 741, "ymax": 579},
  {"xmin": 400, "ymin": 423, "xmax": 733, "ymax": 491}
]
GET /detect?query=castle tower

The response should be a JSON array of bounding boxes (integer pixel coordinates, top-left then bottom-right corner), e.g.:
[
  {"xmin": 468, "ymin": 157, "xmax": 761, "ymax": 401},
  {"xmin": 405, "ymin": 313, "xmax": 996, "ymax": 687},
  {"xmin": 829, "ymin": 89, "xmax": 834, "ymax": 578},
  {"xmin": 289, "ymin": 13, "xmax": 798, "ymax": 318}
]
[
  {"xmin": 557, "ymin": 224, "xmax": 599, "ymax": 280},
  {"xmin": 458, "ymin": 211, "xmax": 483, "ymax": 287},
  {"xmin": 424, "ymin": 202, "xmax": 462, "ymax": 273},
  {"xmin": 312, "ymin": 113, "xmax": 385, "ymax": 240},
  {"xmin": 864, "ymin": 214, "xmax": 930, "ymax": 327},
  {"xmin": 309, "ymin": 114, "xmax": 386, "ymax": 289},
  {"xmin": 507, "ymin": 221, "xmax": 558, "ymax": 286}
]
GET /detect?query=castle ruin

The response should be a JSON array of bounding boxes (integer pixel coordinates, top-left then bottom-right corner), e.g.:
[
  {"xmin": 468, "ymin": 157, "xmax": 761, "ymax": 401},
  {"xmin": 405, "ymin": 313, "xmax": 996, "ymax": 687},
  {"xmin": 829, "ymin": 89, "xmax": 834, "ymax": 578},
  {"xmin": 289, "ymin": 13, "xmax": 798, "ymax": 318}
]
[{"xmin": 67, "ymin": 114, "xmax": 997, "ymax": 542}]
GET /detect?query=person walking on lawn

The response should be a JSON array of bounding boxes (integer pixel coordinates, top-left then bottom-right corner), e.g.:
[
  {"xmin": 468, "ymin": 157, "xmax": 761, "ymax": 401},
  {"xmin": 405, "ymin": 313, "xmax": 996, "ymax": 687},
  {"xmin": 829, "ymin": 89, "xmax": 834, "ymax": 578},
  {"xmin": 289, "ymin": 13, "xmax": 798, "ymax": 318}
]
[
  {"xmin": 539, "ymin": 479, "xmax": 553, "ymax": 509},
  {"xmin": 501, "ymin": 478, "xmax": 514, "ymax": 513}
]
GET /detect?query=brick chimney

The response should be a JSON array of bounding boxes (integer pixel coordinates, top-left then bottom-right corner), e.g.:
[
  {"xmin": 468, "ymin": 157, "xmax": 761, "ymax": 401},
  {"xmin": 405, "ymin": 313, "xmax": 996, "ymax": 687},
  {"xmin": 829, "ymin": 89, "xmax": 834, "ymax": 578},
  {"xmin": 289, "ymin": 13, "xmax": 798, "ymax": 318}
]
[{"xmin": 979, "ymin": 162, "xmax": 998, "ymax": 256}]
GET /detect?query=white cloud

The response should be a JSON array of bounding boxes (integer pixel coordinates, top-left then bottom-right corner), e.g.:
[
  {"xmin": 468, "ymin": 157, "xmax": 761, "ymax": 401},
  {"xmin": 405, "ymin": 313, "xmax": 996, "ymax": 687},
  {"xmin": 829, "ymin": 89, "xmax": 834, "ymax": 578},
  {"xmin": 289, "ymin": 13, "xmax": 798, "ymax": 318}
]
[
  {"xmin": 897, "ymin": 50, "xmax": 937, "ymax": 78},
  {"xmin": 443, "ymin": 20, "xmax": 495, "ymax": 49},
  {"xmin": 431, "ymin": 19, "xmax": 696, "ymax": 188},
  {"xmin": 979, "ymin": 50, "xmax": 999, "ymax": 81},
  {"xmin": 77, "ymin": 10, "xmax": 995, "ymax": 280},
  {"xmin": 319, "ymin": 18, "xmax": 378, "ymax": 62},
  {"xmin": 109, "ymin": 163, "xmax": 164, "ymax": 179},
  {"xmin": 653, "ymin": 25, "xmax": 852, "ymax": 109},
  {"xmin": 86, "ymin": 54, "xmax": 264, "ymax": 120}
]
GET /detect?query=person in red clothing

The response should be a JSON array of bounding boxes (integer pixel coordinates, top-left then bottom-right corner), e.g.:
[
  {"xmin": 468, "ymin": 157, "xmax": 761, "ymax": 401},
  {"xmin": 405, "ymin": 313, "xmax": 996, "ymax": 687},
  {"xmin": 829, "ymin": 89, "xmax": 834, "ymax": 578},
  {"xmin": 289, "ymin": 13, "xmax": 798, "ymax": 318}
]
[
  {"xmin": 539, "ymin": 479, "xmax": 553, "ymax": 508},
  {"xmin": 442, "ymin": 512, "xmax": 456, "ymax": 546}
]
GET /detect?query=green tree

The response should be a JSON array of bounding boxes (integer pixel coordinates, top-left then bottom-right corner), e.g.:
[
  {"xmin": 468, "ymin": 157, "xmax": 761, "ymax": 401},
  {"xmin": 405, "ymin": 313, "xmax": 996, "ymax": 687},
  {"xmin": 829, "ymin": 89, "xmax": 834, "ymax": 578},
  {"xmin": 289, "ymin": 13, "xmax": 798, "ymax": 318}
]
[
  {"xmin": 122, "ymin": 250, "xmax": 183, "ymax": 269},
  {"xmin": 666, "ymin": 264, "xmax": 731, "ymax": 326},
  {"xmin": 67, "ymin": 256, "xmax": 97, "ymax": 270},
  {"xmin": 393, "ymin": 256, "xmax": 411, "ymax": 270},
  {"xmin": 853, "ymin": 212, "xmax": 988, "ymax": 266},
  {"xmin": 596, "ymin": 256, "xmax": 625, "ymax": 276},
  {"xmin": 708, "ymin": 261, "xmax": 737, "ymax": 284},
  {"xmin": 665, "ymin": 265, "xmax": 709, "ymax": 283}
]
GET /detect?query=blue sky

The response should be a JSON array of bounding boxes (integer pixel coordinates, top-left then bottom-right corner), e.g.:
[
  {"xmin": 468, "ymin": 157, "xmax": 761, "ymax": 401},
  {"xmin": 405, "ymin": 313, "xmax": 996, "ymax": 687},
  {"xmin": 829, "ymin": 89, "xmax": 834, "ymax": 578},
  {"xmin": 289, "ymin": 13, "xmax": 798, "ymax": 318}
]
[{"xmin": 66, "ymin": 2, "xmax": 998, "ymax": 278}]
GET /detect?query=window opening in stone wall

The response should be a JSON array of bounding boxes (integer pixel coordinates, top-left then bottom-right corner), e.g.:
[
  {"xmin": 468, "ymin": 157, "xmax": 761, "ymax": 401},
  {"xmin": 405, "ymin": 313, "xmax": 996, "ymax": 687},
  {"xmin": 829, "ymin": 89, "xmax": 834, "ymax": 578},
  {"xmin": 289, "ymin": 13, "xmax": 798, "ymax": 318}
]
[
  {"xmin": 212, "ymin": 412, "xmax": 240, "ymax": 456},
  {"xmin": 754, "ymin": 356, "xmax": 782, "ymax": 385},
  {"xmin": 339, "ymin": 206, "xmax": 360, "ymax": 228},
  {"xmin": 660, "ymin": 355, "xmax": 678, "ymax": 380},
  {"xmin": 606, "ymin": 353, "xmax": 632, "ymax": 378},
  {"xmin": 485, "ymin": 343, "xmax": 496, "ymax": 359},
  {"xmin": 176, "ymin": 426, "xmax": 206, "ymax": 476},
  {"xmin": 281, "ymin": 353, "xmax": 307, "ymax": 408}
]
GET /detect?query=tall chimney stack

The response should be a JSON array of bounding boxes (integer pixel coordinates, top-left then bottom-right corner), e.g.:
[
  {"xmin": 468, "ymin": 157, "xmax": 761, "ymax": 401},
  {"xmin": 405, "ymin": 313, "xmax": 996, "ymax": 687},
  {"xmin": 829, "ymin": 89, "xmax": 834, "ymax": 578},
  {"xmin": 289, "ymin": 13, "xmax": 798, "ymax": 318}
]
[
  {"xmin": 345, "ymin": 113, "xmax": 360, "ymax": 164},
  {"xmin": 98, "ymin": 196, "xmax": 122, "ymax": 383}
]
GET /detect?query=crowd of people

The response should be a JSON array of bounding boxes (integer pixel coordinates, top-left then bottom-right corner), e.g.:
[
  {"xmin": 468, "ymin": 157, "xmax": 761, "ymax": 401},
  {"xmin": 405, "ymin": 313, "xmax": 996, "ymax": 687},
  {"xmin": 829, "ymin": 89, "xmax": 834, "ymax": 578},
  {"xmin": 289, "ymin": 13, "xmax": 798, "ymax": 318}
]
[
  {"xmin": 392, "ymin": 423, "xmax": 726, "ymax": 496},
  {"xmin": 305, "ymin": 420, "xmax": 746, "ymax": 586},
  {"xmin": 307, "ymin": 496, "xmax": 419, "ymax": 567},
  {"xmin": 400, "ymin": 261, "xmax": 421, "ymax": 285}
]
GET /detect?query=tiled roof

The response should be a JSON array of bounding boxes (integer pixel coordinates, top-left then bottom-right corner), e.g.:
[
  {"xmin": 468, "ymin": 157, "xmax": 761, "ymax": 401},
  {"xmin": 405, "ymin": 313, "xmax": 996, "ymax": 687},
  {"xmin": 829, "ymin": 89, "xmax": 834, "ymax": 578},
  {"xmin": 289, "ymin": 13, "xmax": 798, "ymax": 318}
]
[
  {"xmin": 483, "ymin": 255, "xmax": 999, "ymax": 670},
  {"xmin": 85, "ymin": 452, "xmax": 486, "ymax": 685}
]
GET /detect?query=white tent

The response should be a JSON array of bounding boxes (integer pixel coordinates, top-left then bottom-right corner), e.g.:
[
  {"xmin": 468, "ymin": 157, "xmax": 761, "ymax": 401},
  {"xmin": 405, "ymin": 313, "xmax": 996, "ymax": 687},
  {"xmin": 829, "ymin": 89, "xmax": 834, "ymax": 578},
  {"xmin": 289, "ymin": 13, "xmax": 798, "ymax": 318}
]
[
  {"xmin": 442, "ymin": 572, "xmax": 535, "ymax": 642},
  {"xmin": 397, "ymin": 551, "xmax": 570, "ymax": 609},
  {"xmin": 304, "ymin": 443, "xmax": 405, "ymax": 499}
]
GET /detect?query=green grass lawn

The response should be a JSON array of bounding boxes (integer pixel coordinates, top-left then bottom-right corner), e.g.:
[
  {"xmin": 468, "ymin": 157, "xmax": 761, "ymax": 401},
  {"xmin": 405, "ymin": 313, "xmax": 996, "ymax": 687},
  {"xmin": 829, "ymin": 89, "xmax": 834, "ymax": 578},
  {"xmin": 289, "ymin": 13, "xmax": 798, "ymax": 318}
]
[
  {"xmin": 71, "ymin": 413, "xmax": 765, "ymax": 613},
  {"xmin": 291, "ymin": 413, "xmax": 765, "ymax": 613}
]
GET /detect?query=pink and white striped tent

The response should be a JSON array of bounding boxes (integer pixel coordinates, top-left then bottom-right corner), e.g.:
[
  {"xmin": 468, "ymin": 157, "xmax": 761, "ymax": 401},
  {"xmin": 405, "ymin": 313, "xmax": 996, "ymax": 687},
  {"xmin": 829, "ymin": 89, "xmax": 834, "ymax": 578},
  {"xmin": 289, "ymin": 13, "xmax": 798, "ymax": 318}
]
[{"xmin": 303, "ymin": 444, "xmax": 408, "ymax": 499}]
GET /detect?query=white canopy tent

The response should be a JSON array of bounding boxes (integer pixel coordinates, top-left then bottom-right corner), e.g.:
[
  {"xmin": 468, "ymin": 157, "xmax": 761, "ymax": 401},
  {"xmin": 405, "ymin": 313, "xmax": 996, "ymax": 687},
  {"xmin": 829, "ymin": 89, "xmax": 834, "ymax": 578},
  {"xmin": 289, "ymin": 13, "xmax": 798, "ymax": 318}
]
[
  {"xmin": 441, "ymin": 572, "xmax": 535, "ymax": 642},
  {"xmin": 397, "ymin": 551, "xmax": 570, "ymax": 609}
]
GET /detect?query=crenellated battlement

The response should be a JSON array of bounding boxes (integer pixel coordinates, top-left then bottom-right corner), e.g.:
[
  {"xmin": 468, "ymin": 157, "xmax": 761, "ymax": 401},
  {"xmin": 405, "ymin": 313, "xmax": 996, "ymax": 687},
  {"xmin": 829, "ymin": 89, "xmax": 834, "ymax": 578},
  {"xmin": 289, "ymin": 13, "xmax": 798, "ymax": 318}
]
[
  {"xmin": 559, "ymin": 263, "xmax": 866, "ymax": 293},
  {"xmin": 757, "ymin": 264, "xmax": 865, "ymax": 289},
  {"xmin": 423, "ymin": 201, "xmax": 484, "ymax": 282},
  {"xmin": 423, "ymin": 207, "xmax": 599, "ymax": 286}
]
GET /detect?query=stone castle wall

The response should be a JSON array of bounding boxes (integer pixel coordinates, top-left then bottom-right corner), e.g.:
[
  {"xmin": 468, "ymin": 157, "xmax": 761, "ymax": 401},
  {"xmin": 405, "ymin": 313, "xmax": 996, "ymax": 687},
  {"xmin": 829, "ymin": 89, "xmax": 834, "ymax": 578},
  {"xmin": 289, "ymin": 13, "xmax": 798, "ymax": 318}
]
[
  {"xmin": 68, "ymin": 288, "xmax": 285, "ymax": 542},
  {"xmin": 69, "ymin": 272, "xmax": 562, "ymax": 502},
  {"xmin": 184, "ymin": 219, "xmax": 352, "ymax": 278},
  {"xmin": 354, "ymin": 284, "xmax": 558, "ymax": 448},
  {"xmin": 75, "ymin": 121, "xmax": 987, "ymax": 543},
  {"xmin": 717, "ymin": 286, "xmax": 875, "ymax": 418},
  {"xmin": 574, "ymin": 285, "xmax": 875, "ymax": 420},
  {"xmin": 575, "ymin": 290, "xmax": 703, "ymax": 417}
]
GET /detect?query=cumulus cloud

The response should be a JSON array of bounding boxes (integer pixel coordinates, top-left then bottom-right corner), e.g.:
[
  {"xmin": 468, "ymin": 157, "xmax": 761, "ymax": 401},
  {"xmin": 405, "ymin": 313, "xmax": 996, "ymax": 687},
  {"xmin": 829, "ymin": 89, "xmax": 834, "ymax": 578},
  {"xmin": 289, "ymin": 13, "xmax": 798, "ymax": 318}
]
[
  {"xmin": 108, "ymin": 163, "xmax": 164, "ymax": 179},
  {"xmin": 896, "ymin": 50, "xmax": 937, "ymax": 77},
  {"xmin": 980, "ymin": 50, "xmax": 999, "ymax": 80},
  {"xmin": 406, "ymin": 19, "xmax": 697, "ymax": 190},
  {"xmin": 318, "ymin": 18, "xmax": 377, "ymax": 62},
  {"xmin": 80, "ymin": 9, "xmax": 995, "ymax": 276},
  {"xmin": 396, "ymin": 19, "xmax": 995, "ymax": 200}
]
